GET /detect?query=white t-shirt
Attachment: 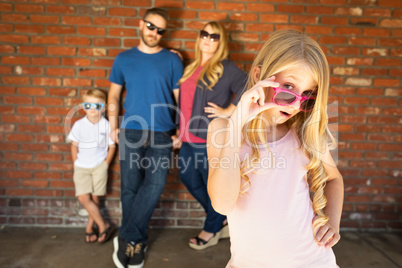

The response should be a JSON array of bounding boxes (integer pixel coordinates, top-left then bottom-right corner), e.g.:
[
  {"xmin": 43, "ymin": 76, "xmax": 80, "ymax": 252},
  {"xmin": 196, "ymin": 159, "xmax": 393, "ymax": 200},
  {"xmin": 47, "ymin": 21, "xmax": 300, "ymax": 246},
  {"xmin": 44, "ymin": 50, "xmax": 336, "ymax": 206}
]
[{"xmin": 67, "ymin": 116, "xmax": 114, "ymax": 168}]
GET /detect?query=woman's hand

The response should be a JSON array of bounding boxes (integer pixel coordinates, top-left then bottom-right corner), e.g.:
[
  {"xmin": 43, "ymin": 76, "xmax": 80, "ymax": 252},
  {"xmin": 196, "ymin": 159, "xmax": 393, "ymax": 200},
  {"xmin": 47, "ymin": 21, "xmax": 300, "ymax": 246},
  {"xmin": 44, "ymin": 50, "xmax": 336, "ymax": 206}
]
[
  {"xmin": 204, "ymin": 102, "xmax": 232, "ymax": 118},
  {"xmin": 232, "ymin": 76, "xmax": 280, "ymax": 128},
  {"xmin": 313, "ymin": 215, "xmax": 341, "ymax": 248},
  {"xmin": 170, "ymin": 49, "xmax": 183, "ymax": 61}
]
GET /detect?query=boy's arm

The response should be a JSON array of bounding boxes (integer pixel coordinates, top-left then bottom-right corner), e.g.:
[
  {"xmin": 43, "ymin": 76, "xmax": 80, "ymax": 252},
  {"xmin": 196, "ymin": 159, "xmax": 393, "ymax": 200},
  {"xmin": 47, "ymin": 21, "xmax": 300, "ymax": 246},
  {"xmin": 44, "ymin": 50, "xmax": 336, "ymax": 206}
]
[
  {"xmin": 105, "ymin": 145, "xmax": 116, "ymax": 166},
  {"xmin": 71, "ymin": 141, "xmax": 78, "ymax": 163}
]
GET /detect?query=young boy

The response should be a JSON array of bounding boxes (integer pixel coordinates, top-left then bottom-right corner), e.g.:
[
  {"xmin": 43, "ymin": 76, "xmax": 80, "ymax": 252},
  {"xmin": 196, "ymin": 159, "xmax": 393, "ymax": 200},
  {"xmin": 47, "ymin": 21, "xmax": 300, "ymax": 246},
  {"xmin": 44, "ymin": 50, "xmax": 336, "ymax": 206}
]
[{"xmin": 68, "ymin": 89, "xmax": 116, "ymax": 243}]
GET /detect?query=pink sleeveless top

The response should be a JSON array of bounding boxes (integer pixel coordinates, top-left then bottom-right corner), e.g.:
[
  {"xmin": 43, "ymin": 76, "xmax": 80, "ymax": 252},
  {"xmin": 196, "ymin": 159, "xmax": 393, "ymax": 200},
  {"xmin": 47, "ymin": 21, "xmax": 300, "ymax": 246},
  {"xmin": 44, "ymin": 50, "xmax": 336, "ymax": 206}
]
[{"xmin": 226, "ymin": 130, "xmax": 338, "ymax": 268}]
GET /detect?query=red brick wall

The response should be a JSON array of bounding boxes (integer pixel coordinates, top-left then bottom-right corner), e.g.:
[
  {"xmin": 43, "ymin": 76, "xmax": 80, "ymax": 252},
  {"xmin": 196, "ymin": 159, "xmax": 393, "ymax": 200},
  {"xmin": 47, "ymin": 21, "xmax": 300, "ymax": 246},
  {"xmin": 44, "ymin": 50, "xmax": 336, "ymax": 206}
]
[{"xmin": 0, "ymin": 1, "xmax": 401, "ymax": 230}]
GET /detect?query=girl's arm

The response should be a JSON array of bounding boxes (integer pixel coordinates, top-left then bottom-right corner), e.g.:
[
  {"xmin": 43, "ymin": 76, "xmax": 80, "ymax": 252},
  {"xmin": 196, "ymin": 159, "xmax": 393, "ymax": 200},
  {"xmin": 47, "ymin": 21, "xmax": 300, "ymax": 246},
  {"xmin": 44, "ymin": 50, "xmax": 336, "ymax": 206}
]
[
  {"xmin": 314, "ymin": 149, "xmax": 344, "ymax": 248},
  {"xmin": 207, "ymin": 117, "xmax": 242, "ymax": 215},
  {"xmin": 207, "ymin": 118, "xmax": 241, "ymax": 215},
  {"xmin": 207, "ymin": 77, "xmax": 280, "ymax": 215}
]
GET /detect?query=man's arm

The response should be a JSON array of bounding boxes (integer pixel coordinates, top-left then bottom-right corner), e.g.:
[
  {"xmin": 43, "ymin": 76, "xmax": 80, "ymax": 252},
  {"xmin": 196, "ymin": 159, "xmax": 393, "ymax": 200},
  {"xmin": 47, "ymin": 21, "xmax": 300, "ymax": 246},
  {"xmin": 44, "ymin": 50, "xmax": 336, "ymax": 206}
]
[
  {"xmin": 171, "ymin": 87, "xmax": 180, "ymax": 149},
  {"xmin": 173, "ymin": 88, "xmax": 179, "ymax": 105},
  {"xmin": 108, "ymin": 82, "xmax": 123, "ymax": 143}
]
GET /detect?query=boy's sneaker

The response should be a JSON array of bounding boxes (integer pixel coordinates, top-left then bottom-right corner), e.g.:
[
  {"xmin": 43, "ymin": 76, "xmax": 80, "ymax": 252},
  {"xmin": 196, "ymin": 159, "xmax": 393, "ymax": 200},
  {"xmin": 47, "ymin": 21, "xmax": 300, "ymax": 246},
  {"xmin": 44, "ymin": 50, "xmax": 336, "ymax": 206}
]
[
  {"xmin": 127, "ymin": 242, "xmax": 147, "ymax": 268},
  {"xmin": 112, "ymin": 236, "xmax": 146, "ymax": 268}
]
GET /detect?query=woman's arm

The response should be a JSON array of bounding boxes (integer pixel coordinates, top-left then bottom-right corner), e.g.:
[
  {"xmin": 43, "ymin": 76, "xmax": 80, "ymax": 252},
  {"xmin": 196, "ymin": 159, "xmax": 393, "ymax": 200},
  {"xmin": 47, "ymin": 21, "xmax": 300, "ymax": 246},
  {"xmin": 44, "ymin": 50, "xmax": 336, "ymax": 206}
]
[
  {"xmin": 204, "ymin": 103, "xmax": 236, "ymax": 118},
  {"xmin": 229, "ymin": 61, "xmax": 248, "ymax": 105},
  {"xmin": 204, "ymin": 62, "xmax": 247, "ymax": 119},
  {"xmin": 314, "ymin": 149, "xmax": 344, "ymax": 248}
]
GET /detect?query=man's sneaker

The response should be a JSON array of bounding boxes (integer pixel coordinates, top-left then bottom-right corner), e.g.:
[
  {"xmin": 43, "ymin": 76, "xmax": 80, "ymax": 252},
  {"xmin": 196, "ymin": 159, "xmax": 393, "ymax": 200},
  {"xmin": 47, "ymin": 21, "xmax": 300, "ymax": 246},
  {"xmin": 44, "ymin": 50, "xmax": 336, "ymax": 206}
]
[
  {"xmin": 113, "ymin": 236, "xmax": 131, "ymax": 268},
  {"xmin": 127, "ymin": 242, "xmax": 147, "ymax": 268}
]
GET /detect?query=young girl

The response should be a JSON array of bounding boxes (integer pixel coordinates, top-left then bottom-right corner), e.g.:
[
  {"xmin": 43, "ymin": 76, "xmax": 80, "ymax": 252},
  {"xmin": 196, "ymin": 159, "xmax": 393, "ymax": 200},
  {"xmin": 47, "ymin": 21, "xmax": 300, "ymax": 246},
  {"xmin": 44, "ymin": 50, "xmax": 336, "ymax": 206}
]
[{"xmin": 207, "ymin": 30, "xmax": 344, "ymax": 267}]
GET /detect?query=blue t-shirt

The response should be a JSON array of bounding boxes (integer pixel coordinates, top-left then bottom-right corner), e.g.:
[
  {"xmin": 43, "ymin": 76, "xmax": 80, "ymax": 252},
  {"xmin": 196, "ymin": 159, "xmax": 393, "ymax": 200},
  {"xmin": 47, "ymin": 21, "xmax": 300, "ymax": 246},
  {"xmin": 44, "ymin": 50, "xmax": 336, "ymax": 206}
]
[{"xmin": 109, "ymin": 47, "xmax": 183, "ymax": 131}]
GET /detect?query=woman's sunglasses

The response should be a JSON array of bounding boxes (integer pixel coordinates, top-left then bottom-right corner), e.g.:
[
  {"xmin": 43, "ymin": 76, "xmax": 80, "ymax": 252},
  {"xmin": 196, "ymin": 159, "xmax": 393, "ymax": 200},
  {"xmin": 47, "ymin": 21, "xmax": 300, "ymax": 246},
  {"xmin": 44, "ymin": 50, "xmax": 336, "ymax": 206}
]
[
  {"xmin": 144, "ymin": 20, "xmax": 166, "ymax": 35},
  {"xmin": 200, "ymin": 30, "xmax": 220, "ymax": 42},
  {"xmin": 82, "ymin": 102, "xmax": 105, "ymax": 111},
  {"xmin": 272, "ymin": 87, "xmax": 316, "ymax": 112}
]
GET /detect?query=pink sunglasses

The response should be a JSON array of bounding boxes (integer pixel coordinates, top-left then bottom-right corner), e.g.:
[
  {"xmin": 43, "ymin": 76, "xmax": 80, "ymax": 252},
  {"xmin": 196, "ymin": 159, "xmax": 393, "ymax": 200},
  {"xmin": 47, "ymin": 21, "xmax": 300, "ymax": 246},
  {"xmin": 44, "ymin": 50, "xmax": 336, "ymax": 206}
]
[{"xmin": 272, "ymin": 87, "xmax": 316, "ymax": 112}]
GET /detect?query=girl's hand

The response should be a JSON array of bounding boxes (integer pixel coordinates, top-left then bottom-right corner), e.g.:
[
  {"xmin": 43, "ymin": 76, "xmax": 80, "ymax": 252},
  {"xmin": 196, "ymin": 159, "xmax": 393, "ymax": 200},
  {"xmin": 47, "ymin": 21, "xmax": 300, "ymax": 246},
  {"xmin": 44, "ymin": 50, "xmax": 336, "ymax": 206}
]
[
  {"xmin": 234, "ymin": 76, "xmax": 280, "ymax": 127},
  {"xmin": 204, "ymin": 102, "xmax": 229, "ymax": 118},
  {"xmin": 313, "ymin": 215, "xmax": 341, "ymax": 248}
]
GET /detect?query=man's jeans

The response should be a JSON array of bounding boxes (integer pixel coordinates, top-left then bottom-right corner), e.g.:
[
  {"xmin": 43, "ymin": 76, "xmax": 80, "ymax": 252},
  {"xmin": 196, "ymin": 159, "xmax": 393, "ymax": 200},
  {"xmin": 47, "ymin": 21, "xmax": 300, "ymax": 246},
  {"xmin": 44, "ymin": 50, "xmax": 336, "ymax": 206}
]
[
  {"xmin": 119, "ymin": 129, "xmax": 172, "ymax": 244},
  {"xmin": 179, "ymin": 142, "xmax": 226, "ymax": 233}
]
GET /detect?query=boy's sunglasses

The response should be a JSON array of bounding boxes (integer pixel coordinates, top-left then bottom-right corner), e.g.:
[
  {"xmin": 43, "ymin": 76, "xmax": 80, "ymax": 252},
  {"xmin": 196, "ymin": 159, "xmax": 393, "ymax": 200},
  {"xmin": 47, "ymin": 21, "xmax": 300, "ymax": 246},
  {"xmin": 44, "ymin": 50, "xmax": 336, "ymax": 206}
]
[
  {"xmin": 144, "ymin": 20, "xmax": 166, "ymax": 35},
  {"xmin": 200, "ymin": 30, "xmax": 220, "ymax": 42},
  {"xmin": 272, "ymin": 87, "xmax": 316, "ymax": 112},
  {"xmin": 82, "ymin": 102, "xmax": 105, "ymax": 111}
]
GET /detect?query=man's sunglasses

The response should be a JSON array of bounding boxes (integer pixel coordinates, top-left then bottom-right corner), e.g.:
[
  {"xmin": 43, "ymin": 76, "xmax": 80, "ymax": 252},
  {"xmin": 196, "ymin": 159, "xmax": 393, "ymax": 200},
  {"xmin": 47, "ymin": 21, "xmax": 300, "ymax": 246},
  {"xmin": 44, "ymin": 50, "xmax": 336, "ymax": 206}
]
[
  {"xmin": 82, "ymin": 102, "xmax": 105, "ymax": 111},
  {"xmin": 144, "ymin": 20, "xmax": 166, "ymax": 35},
  {"xmin": 200, "ymin": 30, "xmax": 220, "ymax": 42},
  {"xmin": 272, "ymin": 87, "xmax": 316, "ymax": 112}
]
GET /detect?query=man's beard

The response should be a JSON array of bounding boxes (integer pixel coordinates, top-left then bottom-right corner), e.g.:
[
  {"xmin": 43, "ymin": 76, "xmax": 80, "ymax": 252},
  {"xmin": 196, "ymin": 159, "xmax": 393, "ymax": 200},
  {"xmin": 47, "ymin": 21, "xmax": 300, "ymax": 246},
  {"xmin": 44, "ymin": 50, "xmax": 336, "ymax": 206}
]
[{"xmin": 140, "ymin": 30, "xmax": 160, "ymax": 48}]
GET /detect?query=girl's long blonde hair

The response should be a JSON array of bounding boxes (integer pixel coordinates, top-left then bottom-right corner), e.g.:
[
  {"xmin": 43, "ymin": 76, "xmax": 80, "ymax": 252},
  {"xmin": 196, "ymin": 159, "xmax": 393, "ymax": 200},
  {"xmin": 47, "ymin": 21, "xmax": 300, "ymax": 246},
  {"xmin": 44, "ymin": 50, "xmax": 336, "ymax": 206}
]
[
  {"xmin": 178, "ymin": 21, "xmax": 229, "ymax": 89},
  {"xmin": 241, "ymin": 30, "xmax": 336, "ymax": 237}
]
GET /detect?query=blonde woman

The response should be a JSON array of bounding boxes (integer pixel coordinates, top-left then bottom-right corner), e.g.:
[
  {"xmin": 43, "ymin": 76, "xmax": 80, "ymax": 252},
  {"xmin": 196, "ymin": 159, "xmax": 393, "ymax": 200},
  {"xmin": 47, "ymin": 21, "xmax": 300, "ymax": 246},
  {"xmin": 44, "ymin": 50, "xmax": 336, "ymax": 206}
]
[
  {"xmin": 207, "ymin": 30, "xmax": 343, "ymax": 267},
  {"xmin": 177, "ymin": 21, "xmax": 247, "ymax": 250}
]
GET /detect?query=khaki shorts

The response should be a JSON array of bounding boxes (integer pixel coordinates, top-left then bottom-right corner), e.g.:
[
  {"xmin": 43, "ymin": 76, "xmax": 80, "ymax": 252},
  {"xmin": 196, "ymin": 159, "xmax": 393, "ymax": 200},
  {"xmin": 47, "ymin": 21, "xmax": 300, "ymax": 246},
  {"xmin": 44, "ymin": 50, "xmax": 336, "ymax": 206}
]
[{"xmin": 73, "ymin": 161, "xmax": 108, "ymax": 196}]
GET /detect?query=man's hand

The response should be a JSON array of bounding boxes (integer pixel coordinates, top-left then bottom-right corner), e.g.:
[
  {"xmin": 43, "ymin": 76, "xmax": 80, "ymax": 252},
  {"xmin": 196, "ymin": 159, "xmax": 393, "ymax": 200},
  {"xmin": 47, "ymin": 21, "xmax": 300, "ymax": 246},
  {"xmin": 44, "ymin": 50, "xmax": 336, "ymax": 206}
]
[{"xmin": 110, "ymin": 128, "xmax": 120, "ymax": 144}]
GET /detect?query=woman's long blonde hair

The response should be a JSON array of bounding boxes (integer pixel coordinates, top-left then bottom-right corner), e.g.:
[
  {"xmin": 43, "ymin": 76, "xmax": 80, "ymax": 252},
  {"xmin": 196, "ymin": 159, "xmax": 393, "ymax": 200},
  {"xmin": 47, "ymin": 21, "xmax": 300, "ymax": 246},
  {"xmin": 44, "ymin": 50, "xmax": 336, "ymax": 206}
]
[
  {"xmin": 241, "ymin": 30, "xmax": 336, "ymax": 238},
  {"xmin": 178, "ymin": 21, "xmax": 229, "ymax": 89}
]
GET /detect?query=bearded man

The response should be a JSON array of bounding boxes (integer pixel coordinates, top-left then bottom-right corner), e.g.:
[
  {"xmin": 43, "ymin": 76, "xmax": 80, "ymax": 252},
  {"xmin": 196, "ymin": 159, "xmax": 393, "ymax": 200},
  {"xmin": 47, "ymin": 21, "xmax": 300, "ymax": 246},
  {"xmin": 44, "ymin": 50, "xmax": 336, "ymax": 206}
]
[{"xmin": 108, "ymin": 8, "xmax": 183, "ymax": 268}]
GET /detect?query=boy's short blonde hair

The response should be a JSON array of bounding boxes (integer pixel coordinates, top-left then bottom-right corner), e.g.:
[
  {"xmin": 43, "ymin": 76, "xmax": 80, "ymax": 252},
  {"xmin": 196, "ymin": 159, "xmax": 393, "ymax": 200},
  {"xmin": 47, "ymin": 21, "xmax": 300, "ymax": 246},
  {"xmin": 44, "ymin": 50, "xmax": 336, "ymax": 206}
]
[{"xmin": 82, "ymin": 89, "xmax": 106, "ymax": 102}]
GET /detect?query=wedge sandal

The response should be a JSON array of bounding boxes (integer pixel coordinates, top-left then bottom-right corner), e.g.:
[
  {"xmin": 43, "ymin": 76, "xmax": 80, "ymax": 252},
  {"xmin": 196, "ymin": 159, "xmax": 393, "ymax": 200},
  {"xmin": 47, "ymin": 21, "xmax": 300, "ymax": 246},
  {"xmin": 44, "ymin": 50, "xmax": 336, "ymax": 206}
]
[{"xmin": 188, "ymin": 232, "xmax": 222, "ymax": 250}]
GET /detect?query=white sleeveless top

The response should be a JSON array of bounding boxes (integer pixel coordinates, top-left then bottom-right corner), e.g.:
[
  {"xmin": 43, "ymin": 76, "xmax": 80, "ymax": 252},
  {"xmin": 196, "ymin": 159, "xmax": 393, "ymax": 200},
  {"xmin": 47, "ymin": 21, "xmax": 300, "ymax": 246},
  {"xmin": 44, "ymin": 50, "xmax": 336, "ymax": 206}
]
[{"xmin": 226, "ymin": 130, "xmax": 338, "ymax": 268}]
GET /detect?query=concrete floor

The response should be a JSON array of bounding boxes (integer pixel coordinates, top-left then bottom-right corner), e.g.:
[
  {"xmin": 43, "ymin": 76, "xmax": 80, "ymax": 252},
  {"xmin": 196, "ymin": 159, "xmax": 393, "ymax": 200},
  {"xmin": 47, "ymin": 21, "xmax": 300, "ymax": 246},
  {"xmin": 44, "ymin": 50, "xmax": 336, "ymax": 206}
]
[{"xmin": 0, "ymin": 227, "xmax": 401, "ymax": 268}]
